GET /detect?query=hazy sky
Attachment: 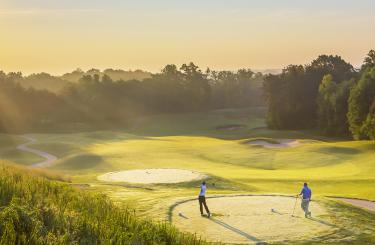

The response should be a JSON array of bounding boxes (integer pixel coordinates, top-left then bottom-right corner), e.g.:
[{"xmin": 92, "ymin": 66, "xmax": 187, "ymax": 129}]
[{"xmin": 1, "ymin": 0, "xmax": 374, "ymax": 74}]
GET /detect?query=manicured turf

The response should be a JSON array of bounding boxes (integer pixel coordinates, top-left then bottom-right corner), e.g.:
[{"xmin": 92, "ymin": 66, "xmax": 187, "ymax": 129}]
[{"xmin": 0, "ymin": 134, "xmax": 44, "ymax": 165}]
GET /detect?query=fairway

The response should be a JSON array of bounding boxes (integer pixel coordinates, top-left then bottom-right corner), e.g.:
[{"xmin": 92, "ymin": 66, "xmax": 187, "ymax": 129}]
[{"xmin": 3, "ymin": 108, "xmax": 375, "ymax": 244}]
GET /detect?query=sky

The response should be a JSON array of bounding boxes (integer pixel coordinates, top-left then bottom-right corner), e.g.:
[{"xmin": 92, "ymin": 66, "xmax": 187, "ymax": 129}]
[{"xmin": 0, "ymin": 0, "xmax": 374, "ymax": 74}]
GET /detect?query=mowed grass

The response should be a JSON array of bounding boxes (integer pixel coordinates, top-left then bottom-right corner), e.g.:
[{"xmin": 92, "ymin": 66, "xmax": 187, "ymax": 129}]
[
  {"xmin": 1, "ymin": 107, "xmax": 374, "ymax": 215},
  {"xmin": 84, "ymin": 135, "xmax": 374, "ymax": 199},
  {"xmin": 0, "ymin": 134, "xmax": 44, "ymax": 165}
]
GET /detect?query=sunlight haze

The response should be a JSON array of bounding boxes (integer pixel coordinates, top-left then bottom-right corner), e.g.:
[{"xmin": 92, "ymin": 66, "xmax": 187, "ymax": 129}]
[{"xmin": 1, "ymin": 0, "xmax": 374, "ymax": 74}]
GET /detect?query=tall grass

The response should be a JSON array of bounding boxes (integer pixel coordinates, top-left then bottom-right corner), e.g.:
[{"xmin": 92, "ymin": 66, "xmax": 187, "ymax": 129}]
[{"xmin": 0, "ymin": 162, "xmax": 206, "ymax": 244}]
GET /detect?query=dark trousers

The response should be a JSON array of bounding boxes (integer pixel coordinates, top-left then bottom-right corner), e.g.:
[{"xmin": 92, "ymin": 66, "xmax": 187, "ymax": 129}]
[
  {"xmin": 301, "ymin": 198, "xmax": 310, "ymax": 214},
  {"xmin": 198, "ymin": 196, "xmax": 210, "ymax": 215}
]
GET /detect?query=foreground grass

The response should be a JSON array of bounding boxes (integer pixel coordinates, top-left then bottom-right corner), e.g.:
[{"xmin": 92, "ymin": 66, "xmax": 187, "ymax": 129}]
[{"xmin": 0, "ymin": 162, "xmax": 205, "ymax": 244}]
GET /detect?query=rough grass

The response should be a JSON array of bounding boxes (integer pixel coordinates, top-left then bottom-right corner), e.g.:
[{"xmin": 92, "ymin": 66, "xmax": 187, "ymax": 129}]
[{"xmin": 0, "ymin": 162, "xmax": 206, "ymax": 244}]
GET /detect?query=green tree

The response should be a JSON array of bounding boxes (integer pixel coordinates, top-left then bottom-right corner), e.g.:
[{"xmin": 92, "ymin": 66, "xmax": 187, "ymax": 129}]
[
  {"xmin": 361, "ymin": 101, "xmax": 375, "ymax": 139},
  {"xmin": 264, "ymin": 65, "xmax": 310, "ymax": 129},
  {"xmin": 210, "ymin": 69, "xmax": 263, "ymax": 109},
  {"xmin": 317, "ymin": 74, "xmax": 337, "ymax": 132},
  {"xmin": 180, "ymin": 63, "xmax": 211, "ymax": 111},
  {"xmin": 361, "ymin": 50, "xmax": 375, "ymax": 71},
  {"xmin": 348, "ymin": 67, "xmax": 375, "ymax": 139},
  {"xmin": 317, "ymin": 75, "xmax": 354, "ymax": 135},
  {"xmin": 263, "ymin": 55, "xmax": 355, "ymax": 130}
]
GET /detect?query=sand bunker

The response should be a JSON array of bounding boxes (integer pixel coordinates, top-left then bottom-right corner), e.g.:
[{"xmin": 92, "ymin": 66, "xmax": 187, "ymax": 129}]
[
  {"xmin": 248, "ymin": 139, "xmax": 300, "ymax": 148},
  {"xmin": 97, "ymin": 168, "xmax": 206, "ymax": 184},
  {"xmin": 172, "ymin": 195, "xmax": 335, "ymax": 244}
]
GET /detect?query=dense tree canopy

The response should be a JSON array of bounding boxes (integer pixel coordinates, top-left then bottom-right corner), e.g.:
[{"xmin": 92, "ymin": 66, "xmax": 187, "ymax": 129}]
[
  {"xmin": 263, "ymin": 55, "xmax": 355, "ymax": 130},
  {"xmin": 209, "ymin": 69, "xmax": 263, "ymax": 109},
  {"xmin": 0, "ymin": 64, "xmax": 264, "ymax": 133},
  {"xmin": 317, "ymin": 75, "xmax": 354, "ymax": 135},
  {"xmin": 362, "ymin": 50, "xmax": 375, "ymax": 71},
  {"xmin": 60, "ymin": 68, "xmax": 152, "ymax": 83},
  {"xmin": 0, "ymin": 71, "xmax": 65, "ymax": 132},
  {"xmin": 2, "ymin": 50, "xmax": 373, "ymax": 140},
  {"xmin": 263, "ymin": 65, "xmax": 308, "ymax": 129},
  {"xmin": 264, "ymin": 50, "xmax": 374, "ymax": 139},
  {"xmin": 348, "ymin": 67, "xmax": 375, "ymax": 140}
]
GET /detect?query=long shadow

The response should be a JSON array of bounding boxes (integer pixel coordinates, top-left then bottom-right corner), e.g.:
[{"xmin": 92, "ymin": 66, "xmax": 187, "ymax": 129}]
[
  {"xmin": 308, "ymin": 217, "xmax": 337, "ymax": 228},
  {"xmin": 178, "ymin": 213, "xmax": 189, "ymax": 219},
  {"xmin": 209, "ymin": 218, "xmax": 265, "ymax": 244}
]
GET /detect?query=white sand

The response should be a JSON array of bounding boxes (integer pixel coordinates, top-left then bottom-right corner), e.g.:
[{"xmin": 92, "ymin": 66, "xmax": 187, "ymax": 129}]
[
  {"xmin": 172, "ymin": 195, "xmax": 335, "ymax": 244},
  {"xmin": 97, "ymin": 168, "xmax": 207, "ymax": 184},
  {"xmin": 248, "ymin": 139, "xmax": 300, "ymax": 148}
]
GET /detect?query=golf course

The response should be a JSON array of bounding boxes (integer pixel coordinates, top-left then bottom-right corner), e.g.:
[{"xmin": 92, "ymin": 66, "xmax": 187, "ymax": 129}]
[
  {"xmin": 2, "ymin": 1, "xmax": 375, "ymax": 243},
  {"xmin": 1, "ymin": 107, "xmax": 374, "ymax": 244}
]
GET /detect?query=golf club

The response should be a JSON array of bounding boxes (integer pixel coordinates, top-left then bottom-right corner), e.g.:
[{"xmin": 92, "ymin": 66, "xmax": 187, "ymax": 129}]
[{"xmin": 291, "ymin": 195, "xmax": 298, "ymax": 217}]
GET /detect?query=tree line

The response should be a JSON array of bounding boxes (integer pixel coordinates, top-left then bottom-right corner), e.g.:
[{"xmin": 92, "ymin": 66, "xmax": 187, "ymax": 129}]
[
  {"xmin": 9, "ymin": 68, "xmax": 152, "ymax": 93},
  {"xmin": 263, "ymin": 50, "xmax": 375, "ymax": 140},
  {"xmin": 0, "ymin": 63, "xmax": 264, "ymax": 132}
]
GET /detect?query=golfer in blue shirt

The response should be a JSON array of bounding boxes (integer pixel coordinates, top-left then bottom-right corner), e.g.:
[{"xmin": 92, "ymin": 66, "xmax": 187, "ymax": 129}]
[{"xmin": 299, "ymin": 183, "xmax": 312, "ymax": 218}]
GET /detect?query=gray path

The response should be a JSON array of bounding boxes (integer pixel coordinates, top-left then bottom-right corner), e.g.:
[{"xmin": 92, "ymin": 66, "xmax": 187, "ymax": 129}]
[
  {"xmin": 334, "ymin": 197, "xmax": 375, "ymax": 212},
  {"xmin": 16, "ymin": 135, "xmax": 57, "ymax": 168}
]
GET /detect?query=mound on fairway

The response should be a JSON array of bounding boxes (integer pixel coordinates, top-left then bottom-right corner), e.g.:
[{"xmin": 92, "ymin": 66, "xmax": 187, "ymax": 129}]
[
  {"xmin": 97, "ymin": 169, "xmax": 206, "ymax": 184},
  {"xmin": 248, "ymin": 139, "xmax": 300, "ymax": 148},
  {"xmin": 172, "ymin": 195, "xmax": 335, "ymax": 244},
  {"xmin": 53, "ymin": 153, "xmax": 104, "ymax": 170}
]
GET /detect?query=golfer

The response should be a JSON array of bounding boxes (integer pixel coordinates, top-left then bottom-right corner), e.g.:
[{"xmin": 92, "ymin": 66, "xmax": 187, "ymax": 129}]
[
  {"xmin": 198, "ymin": 181, "xmax": 211, "ymax": 218},
  {"xmin": 298, "ymin": 183, "xmax": 312, "ymax": 218}
]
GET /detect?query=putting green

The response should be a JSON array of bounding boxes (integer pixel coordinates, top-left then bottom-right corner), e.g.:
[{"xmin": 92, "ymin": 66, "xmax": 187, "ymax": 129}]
[
  {"xmin": 97, "ymin": 168, "xmax": 207, "ymax": 184},
  {"xmin": 172, "ymin": 195, "xmax": 335, "ymax": 244}
]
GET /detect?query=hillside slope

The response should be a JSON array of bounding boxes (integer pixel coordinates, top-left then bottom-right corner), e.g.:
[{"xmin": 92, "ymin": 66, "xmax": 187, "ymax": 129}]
[{"xmin": 0, "ymin": 162, "xmax": 204, "ymax": 244}]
